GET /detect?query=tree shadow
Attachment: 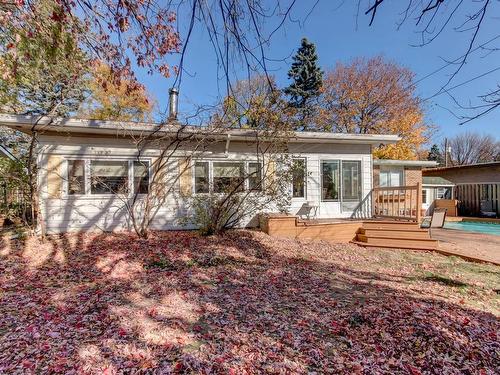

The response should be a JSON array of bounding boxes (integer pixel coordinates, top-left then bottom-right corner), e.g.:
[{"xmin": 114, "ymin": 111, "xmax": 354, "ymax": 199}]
[{"xmin": 0, "ymin": 229, "xmax": 498, "ymax": 373}]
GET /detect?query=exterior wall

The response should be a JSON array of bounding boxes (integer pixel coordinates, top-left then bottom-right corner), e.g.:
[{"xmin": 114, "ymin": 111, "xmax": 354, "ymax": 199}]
[
  {"xmin": 373, "ymin": 166, "xmax": 380, "ymax": 187},
  {"xmin": 38, "ymin": 135, "xmax": 373, "ymax": 233},
  {"xmin": 423, "ymin": 165, "xmax": 500, "ymax": 184},
  {"xmin": 404, "ymin": 167, "xmax": 422, "ymax": 186}
]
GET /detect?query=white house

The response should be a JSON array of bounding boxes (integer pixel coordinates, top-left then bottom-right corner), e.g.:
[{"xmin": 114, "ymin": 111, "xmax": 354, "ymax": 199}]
[{"xmin": 0, "ymin": 113, "xmax": 400, "ymax": 234}]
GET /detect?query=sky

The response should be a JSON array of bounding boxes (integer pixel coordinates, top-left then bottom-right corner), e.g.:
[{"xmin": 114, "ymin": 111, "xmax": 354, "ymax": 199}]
[{"xmin": 134, "ymin": 1, "xmax": 499, "ymax": 144}]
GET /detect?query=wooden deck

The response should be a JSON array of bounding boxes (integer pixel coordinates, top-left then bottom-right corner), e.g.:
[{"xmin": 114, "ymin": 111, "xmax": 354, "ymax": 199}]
[{"xmin": 260, "ymin": 215, "xmax": 438, "ymax": 251}]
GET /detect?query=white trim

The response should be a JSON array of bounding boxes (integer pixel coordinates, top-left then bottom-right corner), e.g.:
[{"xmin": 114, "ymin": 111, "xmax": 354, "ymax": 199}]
[{"xmin": 291, "ymin": 157, "xmax": 307, "ymax": 201}]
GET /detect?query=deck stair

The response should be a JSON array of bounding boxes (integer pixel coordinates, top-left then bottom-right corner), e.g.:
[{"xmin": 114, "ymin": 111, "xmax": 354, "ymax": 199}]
[{"xmin": 352, "ymin": 221, "xmax": 438, "ymax": 250}]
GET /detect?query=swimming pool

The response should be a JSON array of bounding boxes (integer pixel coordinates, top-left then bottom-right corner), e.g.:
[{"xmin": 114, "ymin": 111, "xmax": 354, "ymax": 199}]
[{"xmin": 443, "ymin": 221, "xmax": 500, "ymax": 236}]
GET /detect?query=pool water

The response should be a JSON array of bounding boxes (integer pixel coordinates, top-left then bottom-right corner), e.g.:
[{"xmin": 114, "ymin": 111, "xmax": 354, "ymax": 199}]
[{"xmin": 443, "ymin": 221, "xmax": 500, "ymax": 236}]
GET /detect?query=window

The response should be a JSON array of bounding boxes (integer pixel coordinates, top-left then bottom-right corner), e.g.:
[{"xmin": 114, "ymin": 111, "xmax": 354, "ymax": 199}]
[
  {"xmin": 133, "ymin": 161, "xmax": 150, "ymax": 194},
  {"xmin": 213, "ymin": 162, "xmax": 245, "ymax": 193},
  {"xmin": 90, "ymin": 160, "xmax": 129, "ymax": 194},
  {"xmin": 436, "ymin": 187, "xmax": 451, "ymax": 199},
  {"xmin": 422, "ymin": 189, "xmax": 428, "ymax": 204},
  {"xmin": 292, "ymin": 159, "xmax": 306, "ymax": 198},
  {"xmin": 342, "ymin": 161, "xmax": 361, "ymax": 201},
  {"xmin": 321, "ymin": 161, "xmax": 340, "ymax": 201},
  {"xmin": 380, "ymin": 167, "xmax": 403, "ymax": 187},
  {"xmin": 248, "ymin": 162, "xmax": 262, "ymax": 191},
  {"xmin": 68, "ymin": 160, "xmax": 85, "ymax": 195},
  {"xmin": 194, "ymin": 162, "xmax": 209, "ymax": 193}
]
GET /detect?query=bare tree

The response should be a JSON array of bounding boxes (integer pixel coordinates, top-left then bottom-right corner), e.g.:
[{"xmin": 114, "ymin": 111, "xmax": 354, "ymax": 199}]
[
  {"xmin": 359, "ymin": 0, "xmax": 500, "ymax": 123},
  {"xmin": 443, "ymin": 132, "xmax": 499, "ymax": 166}
]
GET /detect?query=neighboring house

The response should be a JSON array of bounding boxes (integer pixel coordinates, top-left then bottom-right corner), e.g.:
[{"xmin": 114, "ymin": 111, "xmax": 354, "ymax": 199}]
[
  {"xmin": 372, "ymin": 159, "xmax": 438, "ymax": 216},
  {"xmin": 423, "ymin": 162, "xmax": 500, "ymax": 217},
  {"xmin": 0, "ymin": 113, "xmax": 400, "ymax": 233},
  {"xmin": 422, "ymin": 176, "xmax": 454, "ymax": 215}
]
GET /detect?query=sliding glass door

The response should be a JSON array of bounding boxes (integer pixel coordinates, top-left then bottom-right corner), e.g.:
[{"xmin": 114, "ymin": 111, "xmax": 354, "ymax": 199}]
[{"xmin": 321, "ymin": 160, "xmax": 362, "ymax": 213}]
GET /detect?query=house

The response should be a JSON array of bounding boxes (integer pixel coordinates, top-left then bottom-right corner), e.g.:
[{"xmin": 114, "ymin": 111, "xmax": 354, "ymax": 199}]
[
  {"xmin": 423, "ymin": 162, "xmax": 500, "ymax": 217},
  {"xmin": 422, "ymin": 176, "xmax": 454, "ymax": 215},
  {"xmin": 0, "ymin": 112, "xmax": 401, "ymax": 234},
  {"xmin": 372, "ymin": 159, "xmax": 438, "ymax": 216}
]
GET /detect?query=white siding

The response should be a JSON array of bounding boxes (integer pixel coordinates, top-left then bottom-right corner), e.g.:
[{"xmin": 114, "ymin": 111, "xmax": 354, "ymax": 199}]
[{"xmin": 38, "ymin": 136, "xmax": 374, "ymax": 233}]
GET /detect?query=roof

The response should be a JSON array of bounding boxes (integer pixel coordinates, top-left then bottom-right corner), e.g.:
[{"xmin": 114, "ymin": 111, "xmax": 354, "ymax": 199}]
[
  {"xmin": 373, "ymin": 159, "xmax": 438, "ymax": 167},
  {"xmin": 423, "ymin": 161, "xmax": 500, "ymax": 173},
  {"xmin": 0, "ymin": 113, "xmax": 401, "ymax": 146},
  {"xmin": 422, "ymin": 176, "xmax": 454, "ymax": 186}
]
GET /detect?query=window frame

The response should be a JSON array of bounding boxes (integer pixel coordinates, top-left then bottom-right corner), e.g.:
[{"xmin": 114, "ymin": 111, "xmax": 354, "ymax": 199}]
[
  {"xmin": 320, "ymin": 159, "xmax": 365, "ymax": 204},
  {"xmin": 379, "ymin": 166, "xmax": 404, "ymax": 187},
  {"xmin": 191, "ymin": 160, "xmax": 264, "ymax": 195},
  {"xmin": 321, "ymin": 160, "xmax": 341, "ymax": 202},
  {"xmin": 66, "ymin": 159, "xmax": 87, "ymax": 196},
  {"xmin": 64, "ymin": 158, "xmax": 151, "ymax": 198},
  {"xmin": 341, "ymin": 160, "xmax": 362, "ymax": 202},
  {"xmin": 291, "ymin": 158, "xmax": 307, "ymax": 200}
]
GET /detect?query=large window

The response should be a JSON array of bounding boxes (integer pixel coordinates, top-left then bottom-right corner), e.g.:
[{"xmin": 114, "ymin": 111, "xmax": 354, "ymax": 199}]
[
  {"xmin": 68, "ymin": 160, "xmax": 85, "ymax": 195},
  {"xmin": 213, "ymin": 162, "xmax": 245, "ymax": 193},
  {"xmin": 193, "ymin": 161, "xmax": 263, "ymax": 194},
  {"xmin": 90, "ymin": 160, "xmax": 129, "ymax": 194},
  {"xmin": 322, "ymin": 161, "xmax": 340, "ymax": 201},
  {"xmin": 292, "ymin": 158, "xmax": 306, "ymax": 198},
  {"xmin": 342, "ymin": 161, "xmax": 361, "ymax": 201},
  {"xmin": 194, "ymin": 162, "xmax": 209, "ymax": 193},
  {"xmin": 67, "ymin": 159, "xmax": 151, "ymax": 196},
  {"xmin": 380, "ymin": 167, "xmax": 403, "ymax": 187}
]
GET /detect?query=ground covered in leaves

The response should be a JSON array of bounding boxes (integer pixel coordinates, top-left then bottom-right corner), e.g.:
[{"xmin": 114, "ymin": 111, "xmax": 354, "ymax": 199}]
[{"xmin": 0, "ymin": 230, "xmax": 498, "ymax": 374}]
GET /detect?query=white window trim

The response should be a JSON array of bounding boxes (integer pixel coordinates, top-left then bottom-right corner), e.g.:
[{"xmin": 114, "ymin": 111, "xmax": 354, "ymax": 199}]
[
  {"xmin": 192, "ymin": 160, "xmax": 263, "ymax": 195},
  {"xmin": 320, "ymin": 158, "xmax": 364, "ymax": 204},
  {"xmin": 379, "ymin": 166, "xmax": 405, "ymax": 188},
  {"xmin": 291, "ymin": 157, "xmax": 307, "ymax": 201},
  {"xmin": 321, "ymin": 159, "xmax": 341, "ymax": 202},
  {"xmin": 64, "ymin": 157, "xmax": 152, "ymax": 198}
]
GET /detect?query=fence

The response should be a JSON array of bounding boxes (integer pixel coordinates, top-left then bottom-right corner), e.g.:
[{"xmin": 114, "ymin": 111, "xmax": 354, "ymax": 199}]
[
  {"xmin": 454, "ymin": 183, "xmax": 500, "ymax": 217},
  {"xmin": 351, "ymin": 183, "xmax": 422, "ymax": 222},
  {"xmin": 0, "ymin": 179, "xmax": 31, "ymax": 224}
]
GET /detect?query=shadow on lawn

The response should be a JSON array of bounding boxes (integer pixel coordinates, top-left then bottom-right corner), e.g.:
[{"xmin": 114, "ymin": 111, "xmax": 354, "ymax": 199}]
[{"xmin": 0, "ymin": 230, "xmax": 498, "ymax": 373}]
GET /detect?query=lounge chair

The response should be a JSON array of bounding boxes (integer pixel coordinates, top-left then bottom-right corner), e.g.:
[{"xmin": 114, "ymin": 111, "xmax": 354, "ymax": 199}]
[{"xmin": 421, "ymin": 208, "xmax": 447, "ymax": 229}]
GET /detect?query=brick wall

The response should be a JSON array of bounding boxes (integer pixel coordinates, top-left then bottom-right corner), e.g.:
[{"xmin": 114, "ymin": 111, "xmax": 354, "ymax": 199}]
[{"xmin": 404, "ymin": 167, "xmax": 422, "ymax": 186}]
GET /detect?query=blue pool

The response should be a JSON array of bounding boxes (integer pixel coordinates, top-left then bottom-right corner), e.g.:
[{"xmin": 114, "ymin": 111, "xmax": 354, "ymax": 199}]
[{"xmin": 443, "ymin": 221, "xmax": 500, "ymax": 236}]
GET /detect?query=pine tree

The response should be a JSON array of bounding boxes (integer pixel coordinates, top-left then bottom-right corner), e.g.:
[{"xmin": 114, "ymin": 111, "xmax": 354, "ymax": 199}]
[
  {"xmin": 427, "ymin": 144, "xmax": 443, "ymax": 165},
  {"xmin": 284, "ymin": 38, "xmax": 323, "ymax": 130}
]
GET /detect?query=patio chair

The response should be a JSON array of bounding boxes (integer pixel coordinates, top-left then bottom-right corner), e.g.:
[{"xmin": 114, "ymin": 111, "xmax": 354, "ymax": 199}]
[
  {"xmin": 297, "ymin": 201, "xmax": 319, "ymax": 220},
  {"xmin": 421, "ymin": 208, "xmax": 447, "ymax": 229}
]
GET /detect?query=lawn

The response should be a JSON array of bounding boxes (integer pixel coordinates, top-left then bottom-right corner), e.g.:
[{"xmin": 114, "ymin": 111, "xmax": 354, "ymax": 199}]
[{"xmin": 0, "ymin": 230, "xmax": 498, "ymax": 374}]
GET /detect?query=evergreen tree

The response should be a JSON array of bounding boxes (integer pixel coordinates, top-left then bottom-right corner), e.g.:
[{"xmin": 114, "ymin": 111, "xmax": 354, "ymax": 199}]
[
  {"xmin": 427, "ymin": 144, "xmax": 443, "ymax": 165},
  {"xmin": 284, "ymin": 38, "xmax": 323, "ymax": 130}
]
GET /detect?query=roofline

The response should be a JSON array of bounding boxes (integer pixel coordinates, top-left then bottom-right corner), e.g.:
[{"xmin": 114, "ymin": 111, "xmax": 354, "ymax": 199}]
[
  {"xmin": 0, "ymin": 113, "xmax": 401, "ymax": 145},
  {"xmin": 374, "ymin": 159, "xmax": 438, "ymax": 167},
  {"xmin": 423, "ymin": 161, "xmax": 500, "ymax": 173}
]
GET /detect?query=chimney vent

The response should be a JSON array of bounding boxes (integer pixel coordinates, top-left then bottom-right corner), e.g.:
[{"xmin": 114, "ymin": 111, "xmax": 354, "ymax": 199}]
[{"xmin": 168, "ymin": 88, "xmax": 179, "ymax": 120}]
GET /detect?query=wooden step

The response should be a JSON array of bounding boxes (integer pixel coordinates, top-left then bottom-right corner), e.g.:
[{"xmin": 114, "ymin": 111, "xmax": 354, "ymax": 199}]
[
  {"xmin": 358, "ymin": 228, "xmax": 431, "ymax": 239},
  {"xmin": 355, "ymin": 234, "xmax": 438, "ymax": 250},
  {"xmin": 362, "ymin": 221, "xmax": 420, "ymax": 230},
  {"xmin": 351, "ymin": 240, "xmax": 439, "ymax": 251}
]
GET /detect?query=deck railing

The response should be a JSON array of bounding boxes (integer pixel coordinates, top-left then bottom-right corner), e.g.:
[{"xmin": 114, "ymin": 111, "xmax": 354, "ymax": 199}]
[{"xmin": 372, "ymin": 183, "xmax": 422, "ymax": 222}]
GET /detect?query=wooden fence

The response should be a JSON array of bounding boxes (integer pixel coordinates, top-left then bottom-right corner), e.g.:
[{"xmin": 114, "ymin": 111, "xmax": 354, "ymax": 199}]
[{"xmin": 454, "ymin": 183, "xmax": 500, "ymax": 217}]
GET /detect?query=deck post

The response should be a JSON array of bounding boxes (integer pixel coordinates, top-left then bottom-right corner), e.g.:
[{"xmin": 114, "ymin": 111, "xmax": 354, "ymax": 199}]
[{"xmin": 416, "ymin": 182, "xmax": 422, "ymax": 223}]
